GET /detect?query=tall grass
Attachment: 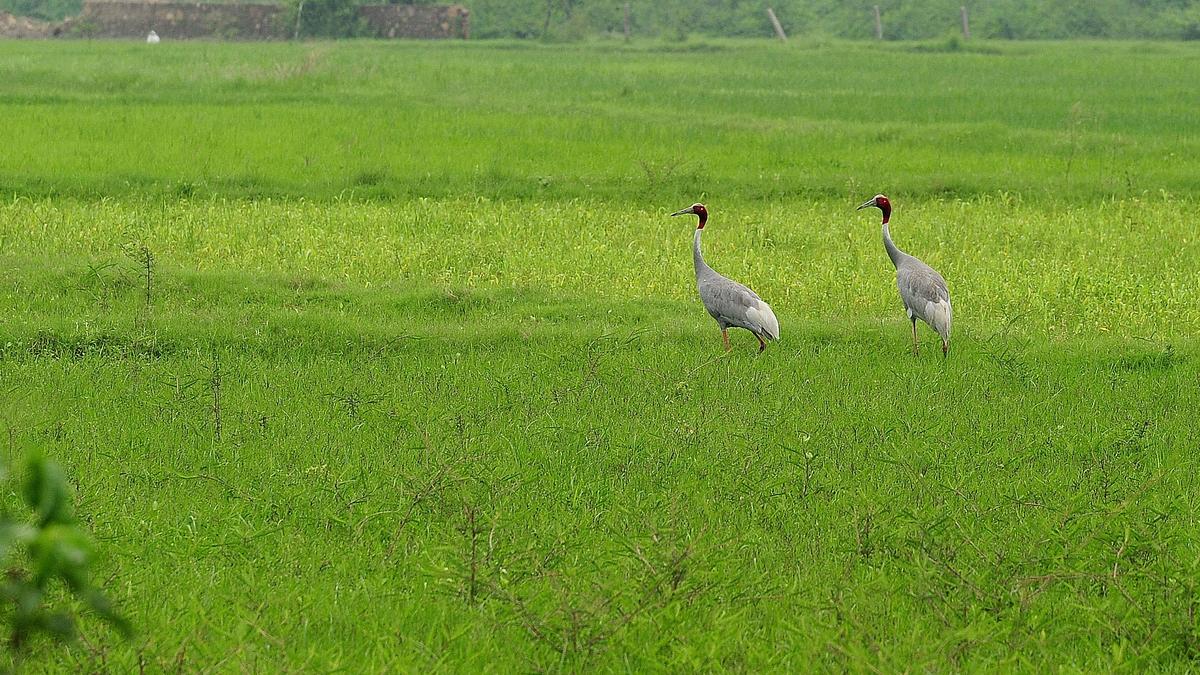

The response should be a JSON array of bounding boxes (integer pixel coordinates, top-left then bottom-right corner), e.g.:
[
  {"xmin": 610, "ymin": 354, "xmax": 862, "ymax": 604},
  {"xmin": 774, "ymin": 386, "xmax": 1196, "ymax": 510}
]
[
  {"xmin": 1, "ymin": 40, "xmax": 1199, "ymax": 670},
  {"xmin": 1, "ymin": 40, "xmax": 1200, "ymax": 201}
]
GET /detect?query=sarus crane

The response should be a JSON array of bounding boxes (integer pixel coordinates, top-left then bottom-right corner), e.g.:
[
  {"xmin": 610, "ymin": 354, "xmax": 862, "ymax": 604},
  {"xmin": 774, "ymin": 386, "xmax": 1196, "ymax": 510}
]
[
  {"xmin": 671, "ymin": 203, "xmax": 779, "ymax": 353},
  {"xmin": 857, "ymin": 194, "xmax": 952, "ymax": 357}
]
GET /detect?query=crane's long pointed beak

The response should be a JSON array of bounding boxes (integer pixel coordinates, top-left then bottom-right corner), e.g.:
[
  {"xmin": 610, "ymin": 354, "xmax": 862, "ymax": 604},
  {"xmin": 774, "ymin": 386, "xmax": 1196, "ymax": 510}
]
[
  {"xmin": 856, "ymin": 199, "xmax": 876, "ymax": 211},
  {"xmin": 670, "ymin": 207, "xmax": 695, "ymax": 217}
]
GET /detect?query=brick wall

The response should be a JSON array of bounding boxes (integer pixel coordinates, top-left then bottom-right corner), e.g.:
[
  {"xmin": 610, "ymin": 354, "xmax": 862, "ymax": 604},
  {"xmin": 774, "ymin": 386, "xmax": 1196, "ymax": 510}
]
[
  {"xmin": 62, "ymin": 2, "xmax": 469, "ymax": 40},
  {"xmin": 72, "ymin": 2, "xmax": 289, "ymax": 39}
]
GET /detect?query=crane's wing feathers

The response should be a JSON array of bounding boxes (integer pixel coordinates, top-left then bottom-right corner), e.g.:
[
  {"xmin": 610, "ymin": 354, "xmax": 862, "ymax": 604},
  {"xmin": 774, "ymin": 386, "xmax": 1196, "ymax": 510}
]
[
  {"xmin": 897, "ymin": 260, "xmax": 949, "ymax": 305},
  {"xmin": 698, "ymin": 273, "xmax": 779, "ymax": 341},
  {"xmin": 896, "ymin": 258, "xmax": 952, "ymax": 340}
]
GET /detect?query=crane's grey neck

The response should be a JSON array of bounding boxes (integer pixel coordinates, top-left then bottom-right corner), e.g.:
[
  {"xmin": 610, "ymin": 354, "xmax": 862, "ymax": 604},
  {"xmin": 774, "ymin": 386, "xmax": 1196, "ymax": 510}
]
[
  {"xmin": 693, "ymin": 228, "xmax": 714, "ymax": 277},
  {"xmin": 882, "ymin": 221, "xmax": 908, "ymax": 268}
]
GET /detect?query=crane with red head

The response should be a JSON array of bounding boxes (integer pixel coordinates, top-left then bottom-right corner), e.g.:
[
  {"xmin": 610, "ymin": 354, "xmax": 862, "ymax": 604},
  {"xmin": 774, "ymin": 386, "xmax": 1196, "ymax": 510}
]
[
  {"xmin": 857, "ymin": 194, "xmax": 952, "ymax": 357},
  {"xmin": 671, "ymin": 203, "xmax": 780, "ymax": 353}
]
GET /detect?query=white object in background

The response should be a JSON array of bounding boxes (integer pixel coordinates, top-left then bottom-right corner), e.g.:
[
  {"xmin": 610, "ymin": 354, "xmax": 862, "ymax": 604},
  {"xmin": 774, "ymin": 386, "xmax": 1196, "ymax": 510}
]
[{"xmin": 147, "ymin": 30, "xmax": 160, "ymax": 43}]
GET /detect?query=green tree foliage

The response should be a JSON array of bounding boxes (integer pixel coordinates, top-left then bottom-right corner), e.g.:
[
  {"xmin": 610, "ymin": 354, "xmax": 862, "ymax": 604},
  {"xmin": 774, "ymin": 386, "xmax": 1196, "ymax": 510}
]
[
  {"xmin": 3, "ymin": 0, "xmax": 1200, "ymax": 38},
  {"xmin": 287, "ymin": 0, "xmax": 368, "ymax": 37},
  {"xmin": 0, "ymin": 0, "xmax": 80, "ymax": 22},
  {"xmin": 451, "ymin": 0, "xmax": 1200, "ymax": 40},
  {"xmin": 1, "ymin": 456, "xmax": 130, "ymax": 654}
]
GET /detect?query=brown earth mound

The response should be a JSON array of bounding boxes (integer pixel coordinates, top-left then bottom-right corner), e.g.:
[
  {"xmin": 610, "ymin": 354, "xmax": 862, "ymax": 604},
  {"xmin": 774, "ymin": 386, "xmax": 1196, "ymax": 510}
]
[
  {"xmin": 0, "ymin": 11, "xmax": 60, "ymax": 38},
  {"xmin": 1, "ymin": 3, "xmax": 469, "ymax": 40}
]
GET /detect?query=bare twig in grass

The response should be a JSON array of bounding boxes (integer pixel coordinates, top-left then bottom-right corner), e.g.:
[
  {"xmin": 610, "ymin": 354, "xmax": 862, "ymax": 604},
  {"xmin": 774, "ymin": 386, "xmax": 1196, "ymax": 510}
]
[
  {"xmin": 914, "ymin": 535, "xmax": 989, "ymax": 603},
  {"xmin": 121, "ymin": 241, "xmax": 155, "ymax": 311},
  {"xmin": 856, "ymin": 511, "xmax": 875, "ymax": 561},
  {"xmin": 463, "ymin": 504, "xmax": 482, "ymax": 604},
  {"xmin": 75, "ymin": 624, "xmax": 108, "ymax": 670},
  {"xmin": 976, "ymin": 311, "xmax": 1034, "ymax": 383},
  {"xmin": 480, "ymin": 524, "xmax": 707, "ymax": 664},
  {"xmin": 173, "ymin": 471, "xmax": 257, "ymax": 502},
  {"xmin": 326, "ymin": 387, "xmax": 382, "ymax": 419},
  {"xmin": 496, "ymin": 582, "xmax": 554, "ymax": 649},
  {"xmin": 822, "ymin": 590, "xmax": 889, "ymax": 673},
  {"xmin": 1019, "ymin": 469, "xmax": 1171, "ymax": 607},
  {"xmin": 773, "ymin": 445, "xmax": 824, "ymax": 500},
  {"xmin": 824, "ymin": 639, "xmax": 886, "ymax": 675},
  {"xmin": 585, "ymin": 539, "xmax": 701, "ymax": 651},
  {"xmin": 138, "ymin": 244, "xmax": 154, "ymax": 308},
  {"xmin": 380, "ymin": 454, "xmax": 469, "ymax": 557},
  {"xmin": 245, "ymin": 602, "xmax": 286, "ymax": 648},
  {"xmin": 210, "ymin": 351, "xmax": 222, "ymax": 443}
]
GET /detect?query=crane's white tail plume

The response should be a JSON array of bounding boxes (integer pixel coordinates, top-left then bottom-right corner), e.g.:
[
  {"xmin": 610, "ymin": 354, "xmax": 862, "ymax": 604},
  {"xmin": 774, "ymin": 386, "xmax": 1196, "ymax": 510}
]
[
  {"xmin": 746, "ymin": 301, "xmax": 780, "ymax": 342},
  {"xmin": 925, "ymin": 297, "xmax": 952, "ymax": 344}
]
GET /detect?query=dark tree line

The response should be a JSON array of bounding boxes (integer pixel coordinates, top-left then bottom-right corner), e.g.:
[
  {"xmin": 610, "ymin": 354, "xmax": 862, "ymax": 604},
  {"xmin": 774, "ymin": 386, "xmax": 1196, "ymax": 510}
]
[
  {"xmin": 5, "ymin": 0, "xmax": 1200, "ymax": 40},
  {"xmin": 470, "ymin": 0, "xmax": 1200, "ymax": 40}
]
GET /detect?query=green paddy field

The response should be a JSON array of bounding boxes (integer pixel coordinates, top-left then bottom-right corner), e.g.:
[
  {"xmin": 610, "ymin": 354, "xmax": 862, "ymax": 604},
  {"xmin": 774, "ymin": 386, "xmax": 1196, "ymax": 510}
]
[{"xmin": 1, "ymin": 38, "xmax": 1199, "ymax": 670}]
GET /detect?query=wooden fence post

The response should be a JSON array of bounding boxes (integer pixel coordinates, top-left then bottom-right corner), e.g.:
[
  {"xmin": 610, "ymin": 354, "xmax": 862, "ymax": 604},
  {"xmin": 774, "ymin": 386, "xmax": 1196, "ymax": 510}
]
[
  {"xmin": 623, "ymin": 2, "xmax": 630, "ymax": 41},
  {"xmin": 462, "ymin": 8, "xmax": 470, "ymax": 39},
  {"xmin": 293, "ymin": 0, "xmax": 303, "ymax": 39},
  {"xmin": 872, "ymin": 5, "xmax": 882, "ymax": 40},
  {"xmin": 961, "ymin": 5, "xmax": 970, "ymax": 39},
  {"xmin": 766, "ymin": 7, "xmax": 787, "ymax": 41}
]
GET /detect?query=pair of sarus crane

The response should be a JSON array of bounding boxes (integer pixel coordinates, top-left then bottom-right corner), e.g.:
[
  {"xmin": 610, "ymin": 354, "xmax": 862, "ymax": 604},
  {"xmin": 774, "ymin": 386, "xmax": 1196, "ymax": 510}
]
[{"xmin": 671, "ymin": 194, "xmax": 952, "ymax": 357}]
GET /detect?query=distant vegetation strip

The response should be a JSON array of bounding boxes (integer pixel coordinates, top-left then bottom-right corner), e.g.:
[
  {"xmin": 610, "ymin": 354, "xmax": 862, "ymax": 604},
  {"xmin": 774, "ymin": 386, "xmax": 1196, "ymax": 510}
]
[
  {"xmin": 4, "ymin": 0, "xmax": 1200, "ymax": 40},
  {"xmin": 2, "ymin": 40, "xmax": 1199, "ymax": 204}
]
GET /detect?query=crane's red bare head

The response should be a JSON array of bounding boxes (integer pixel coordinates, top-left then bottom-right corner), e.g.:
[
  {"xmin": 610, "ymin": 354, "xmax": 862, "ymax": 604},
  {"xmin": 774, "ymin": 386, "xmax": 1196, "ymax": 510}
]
[
  {"xmin": 671, "ymin": 203, "xmax": 708, "ymax": 229},
  {"xmin": 856, "ymin": 194, "xmax": 892, "ymax": 223}
]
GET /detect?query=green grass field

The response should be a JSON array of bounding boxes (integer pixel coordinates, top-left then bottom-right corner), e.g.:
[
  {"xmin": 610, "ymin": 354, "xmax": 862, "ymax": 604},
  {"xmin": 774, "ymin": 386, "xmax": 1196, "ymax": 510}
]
[{"xmin": 1, "ymin": 38, "xmax": 1199, "ymax": 671}]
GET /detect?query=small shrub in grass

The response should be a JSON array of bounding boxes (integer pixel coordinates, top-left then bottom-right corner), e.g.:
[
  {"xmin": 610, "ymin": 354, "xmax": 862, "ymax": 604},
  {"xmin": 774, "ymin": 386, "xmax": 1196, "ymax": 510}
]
[
  {"xmin": 286, "ymin": 0, "xmax": 367, "ymax": 38},
  {"xmin": 0, "ymin": 456, "xmax": 130, "ymax": 652}
]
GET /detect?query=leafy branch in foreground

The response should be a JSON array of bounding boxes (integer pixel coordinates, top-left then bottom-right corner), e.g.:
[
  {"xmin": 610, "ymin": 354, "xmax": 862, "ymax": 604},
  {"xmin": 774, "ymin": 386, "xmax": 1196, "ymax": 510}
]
[{"xmin": 0, "ymin": 456, "xmax": 131, "ymax": 652}]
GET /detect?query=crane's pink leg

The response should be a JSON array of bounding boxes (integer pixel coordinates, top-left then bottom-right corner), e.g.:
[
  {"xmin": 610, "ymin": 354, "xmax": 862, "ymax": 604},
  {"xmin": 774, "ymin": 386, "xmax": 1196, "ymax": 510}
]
[
  {"xmin": 755, "ymin": 333, "xmax": 767, "ymax": 353},
  {"xmin": 911, "ymin": 319, "xmax": 919, "ymax": 357},
  {"xmin": 722, "ymin": 329, "xmax": 731, "ymax": 352}
]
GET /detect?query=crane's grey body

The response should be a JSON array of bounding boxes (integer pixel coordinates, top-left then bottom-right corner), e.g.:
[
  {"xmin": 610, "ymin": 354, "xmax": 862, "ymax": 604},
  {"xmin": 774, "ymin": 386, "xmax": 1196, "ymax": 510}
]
[
  {"xmin": 860, "ymin": 195, "xmax": 952, "ymax": 357},
  {"xmin": 672, "ymin": 204, "xmax": 779, "ymax": 352},
  {"xmin": 694, "ymin": 230, "xmax": 780, "ymax": 342},
  {"xmin": 888, "ymin": 224, "xmax": 952, "ymax": 344}
]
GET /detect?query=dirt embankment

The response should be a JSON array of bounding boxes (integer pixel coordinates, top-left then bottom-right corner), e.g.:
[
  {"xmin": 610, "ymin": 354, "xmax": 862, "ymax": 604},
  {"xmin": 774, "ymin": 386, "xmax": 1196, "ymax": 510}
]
[
  {"xmin": 1, "ymin": 3, "xmax": 469, "ymax": 40},
  {"xmin": 0, "ymin": 11, "xmax": 62, "ymax": 37}
]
